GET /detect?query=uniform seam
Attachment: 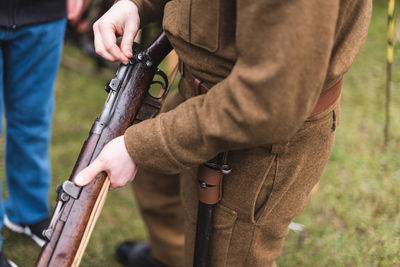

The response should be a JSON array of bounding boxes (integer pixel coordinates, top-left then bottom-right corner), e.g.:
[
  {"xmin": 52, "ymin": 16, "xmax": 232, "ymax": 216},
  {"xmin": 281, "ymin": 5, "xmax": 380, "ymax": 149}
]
[
  {"xmin": 243, "ymin": 223, "xmax": 257, "ymax": 265},
  {"xmin": 251, "ymin": 154, "xmax": 276, "ymax": 224},
  {"xmin": 224, "ymin": 216, "xmax": 238, "ymax": 267}
]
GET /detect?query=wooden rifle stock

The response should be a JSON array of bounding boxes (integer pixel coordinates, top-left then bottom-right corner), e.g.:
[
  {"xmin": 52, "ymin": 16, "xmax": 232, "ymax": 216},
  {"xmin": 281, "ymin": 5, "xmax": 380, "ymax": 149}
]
[{"xmin": 36, "ymin": 32, "xmax": 172, "ymax": 267}]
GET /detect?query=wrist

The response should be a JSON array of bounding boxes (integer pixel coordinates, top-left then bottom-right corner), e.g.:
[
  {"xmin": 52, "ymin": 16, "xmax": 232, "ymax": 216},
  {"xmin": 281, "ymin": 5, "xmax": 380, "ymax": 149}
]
[
  {"xmin": 115, "ymin": 0, "xmax": 141, "ymax": 27},
  {"xmin": 123, "ymin": 0, "xmax": 142, "ymax": 27}
]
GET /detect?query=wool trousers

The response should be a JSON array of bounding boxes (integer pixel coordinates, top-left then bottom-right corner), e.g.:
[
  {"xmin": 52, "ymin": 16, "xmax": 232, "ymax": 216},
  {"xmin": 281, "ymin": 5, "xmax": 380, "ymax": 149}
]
[
  {"xmin": 0, "ymin": 18, "xmax": 66, "ymax": 247},
  {"xmin": 133, "ymin": 79, "xmax": 339, "ymax": 266}
]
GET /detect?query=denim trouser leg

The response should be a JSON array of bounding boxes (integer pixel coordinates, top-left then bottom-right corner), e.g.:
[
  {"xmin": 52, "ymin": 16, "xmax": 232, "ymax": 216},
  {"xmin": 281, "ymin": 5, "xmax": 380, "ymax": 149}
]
[
  {"xmin": 0, "ymin": 45, "xmax": 4, "ymax": 247},
  {"xmin": 1, "ymin": 19, "xmax": 66, "ymax": 234}
]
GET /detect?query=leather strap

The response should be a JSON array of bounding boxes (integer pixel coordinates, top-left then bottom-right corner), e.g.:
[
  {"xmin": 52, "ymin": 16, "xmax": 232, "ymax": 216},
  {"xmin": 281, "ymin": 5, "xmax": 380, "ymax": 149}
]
[
  {"xmin": 197, "ymin": 152, "xmax": 229, "ymax": 205},
  {"xmin": 310, "ymin": 77, "xmax": 342, "ymax": 117},
  {"xmin": 185, "ymin": 65, "xmax": 231, "ymax": 205},
  {"xmin": 181, "ymin": 64, "xmax": 212, "ymax": 96},
  {"xmin": 197, "ymin": 165, "xmax": 223, "ymax": 205},
  {"xmin": 182, "ymin": 64, "xmax": 342, "ymax": 117},
  {"xmin": 184, "ymin": 64, "xmax": 342, "ymax": 204}
]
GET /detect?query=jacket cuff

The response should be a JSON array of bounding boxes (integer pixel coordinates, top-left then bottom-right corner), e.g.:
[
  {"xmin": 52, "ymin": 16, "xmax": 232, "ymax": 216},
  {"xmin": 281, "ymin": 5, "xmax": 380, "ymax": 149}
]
[{"xmin": 124, "ymin": 116, "xmax": 188, "ymax": 174}]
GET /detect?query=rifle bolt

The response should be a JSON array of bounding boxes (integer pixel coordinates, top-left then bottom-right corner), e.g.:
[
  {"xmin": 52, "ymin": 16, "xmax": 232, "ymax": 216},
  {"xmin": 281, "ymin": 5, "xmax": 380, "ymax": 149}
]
[
  {"xmin": 137, "ymin": 53, "xmax": 143, "ymax": 61},
  {"xmin": 146, "ymin": 61, "xmax": 153, "ymax": 67}
]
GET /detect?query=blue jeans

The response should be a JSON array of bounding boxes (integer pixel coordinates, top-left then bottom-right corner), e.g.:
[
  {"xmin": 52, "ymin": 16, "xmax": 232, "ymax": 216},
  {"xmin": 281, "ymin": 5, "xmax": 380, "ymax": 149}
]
[{"xmin": 0, "ymin": 18, "xmax": 66, "ymax": 247}]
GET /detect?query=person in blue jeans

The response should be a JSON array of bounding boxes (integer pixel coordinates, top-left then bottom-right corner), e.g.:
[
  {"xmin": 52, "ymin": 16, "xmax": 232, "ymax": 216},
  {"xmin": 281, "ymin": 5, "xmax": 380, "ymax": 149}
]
[{"xmin": 0, "ymin": 1, "xmax": 87, "ymax": 266}]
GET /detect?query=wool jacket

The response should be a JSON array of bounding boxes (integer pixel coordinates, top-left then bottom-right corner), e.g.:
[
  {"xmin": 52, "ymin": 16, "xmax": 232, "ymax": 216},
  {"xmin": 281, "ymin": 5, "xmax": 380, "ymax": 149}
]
[
  {"xmin": 0, "ymin": 0, "xmax": 66, "ymax": 28},
  {"xmin": 124, "ymin": 0, "xmax": 372, "ymax": 174}
]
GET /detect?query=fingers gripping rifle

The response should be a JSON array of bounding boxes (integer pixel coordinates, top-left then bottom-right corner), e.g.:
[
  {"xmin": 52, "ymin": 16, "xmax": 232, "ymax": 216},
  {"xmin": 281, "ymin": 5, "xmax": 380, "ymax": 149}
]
[{"xmin": 36, "ymin": 32, "xmax": 172, "ymax": 267}]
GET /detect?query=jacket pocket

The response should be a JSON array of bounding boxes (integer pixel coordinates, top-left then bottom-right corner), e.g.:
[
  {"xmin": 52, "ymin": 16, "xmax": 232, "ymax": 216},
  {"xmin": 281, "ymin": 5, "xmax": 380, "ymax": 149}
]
[
  {"xmin": 189, "ymin": 0, "xmax": 220, "ymax": 52},
  {"xmin": 163, "ymin": 1, "xmax": 183, "ymax": 38},
  {"xmin": 164, "ymin": 0, "xmax": 220, "ymax": 52}
]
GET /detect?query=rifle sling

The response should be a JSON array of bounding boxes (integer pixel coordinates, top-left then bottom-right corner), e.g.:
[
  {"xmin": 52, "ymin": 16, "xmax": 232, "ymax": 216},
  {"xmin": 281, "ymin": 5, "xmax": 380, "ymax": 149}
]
[
  {"xmin": 180, "ymin": 62, "xmax": 230, "ymax": 205},
  {"xmin": 197, "ymin": 153, "xmax": 229, "ymax": 205}
]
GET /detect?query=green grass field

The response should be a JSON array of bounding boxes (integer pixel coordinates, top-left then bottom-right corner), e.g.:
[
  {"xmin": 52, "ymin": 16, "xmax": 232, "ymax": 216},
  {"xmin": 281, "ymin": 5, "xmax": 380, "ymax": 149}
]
[{"xmin": 3, "ymin": 1, "xmax": 400, "ymax": 266}]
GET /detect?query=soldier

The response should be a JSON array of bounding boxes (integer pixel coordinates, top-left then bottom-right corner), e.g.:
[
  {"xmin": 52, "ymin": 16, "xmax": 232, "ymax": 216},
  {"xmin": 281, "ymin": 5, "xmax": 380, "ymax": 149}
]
[{"xmin": 75, "ymin": 0, "xmax": 372, "ymax": 266}]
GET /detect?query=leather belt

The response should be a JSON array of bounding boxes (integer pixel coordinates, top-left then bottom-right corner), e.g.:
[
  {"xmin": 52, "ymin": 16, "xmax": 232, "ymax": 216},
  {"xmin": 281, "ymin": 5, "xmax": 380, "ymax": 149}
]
[
  {"xmin": 182, "ymin": 64, "xmax": 342, "ymax": 117},
  {"xmin": 181, "ymin": 64, "xmax": 212, "ymax": 96},
  {"xmin": 309, "ymin": 77, "xmax": 342, "ymax": 117}
]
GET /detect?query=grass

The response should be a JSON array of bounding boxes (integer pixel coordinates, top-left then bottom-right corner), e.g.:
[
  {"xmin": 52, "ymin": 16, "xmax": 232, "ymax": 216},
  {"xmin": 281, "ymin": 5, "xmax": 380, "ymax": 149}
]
[{"xmin": 3, "ymin": 1, "xmax": 400, "ymax": 266}]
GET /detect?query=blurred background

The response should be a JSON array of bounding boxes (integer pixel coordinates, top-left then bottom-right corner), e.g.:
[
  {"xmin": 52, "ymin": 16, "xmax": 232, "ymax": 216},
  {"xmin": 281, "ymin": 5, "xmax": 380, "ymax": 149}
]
[{"xmin": 2, "ymin": 0, "xmax": 400, "ymax": 266}]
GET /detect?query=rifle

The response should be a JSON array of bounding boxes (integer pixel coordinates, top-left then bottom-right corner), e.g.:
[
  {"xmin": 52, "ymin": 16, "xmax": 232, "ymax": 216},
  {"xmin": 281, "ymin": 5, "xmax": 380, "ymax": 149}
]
[{"xmin": 36, "ymin": 32, "xmax": 172, "ymax": 267}]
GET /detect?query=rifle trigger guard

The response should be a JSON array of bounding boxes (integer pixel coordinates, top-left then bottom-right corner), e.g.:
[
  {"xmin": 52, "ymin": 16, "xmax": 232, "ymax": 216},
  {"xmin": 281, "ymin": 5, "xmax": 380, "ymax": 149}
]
[{"xmin": 150, "ymin": 69, "xmax": 169, "ymax": 99}]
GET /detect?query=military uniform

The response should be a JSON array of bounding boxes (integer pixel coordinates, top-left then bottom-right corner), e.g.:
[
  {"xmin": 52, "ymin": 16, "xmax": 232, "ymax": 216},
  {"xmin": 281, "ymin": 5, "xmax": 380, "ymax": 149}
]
[{"xmin": 124, "ymin": 0, "xmax": 372, "ymax": 266}]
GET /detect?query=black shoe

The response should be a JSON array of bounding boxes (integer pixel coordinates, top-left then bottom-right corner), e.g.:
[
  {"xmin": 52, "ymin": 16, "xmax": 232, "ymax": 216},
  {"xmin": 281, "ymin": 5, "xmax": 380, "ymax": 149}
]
[
  {"xmin": 4, "ymin": 214, "xmax": 49, "ymax": 247},
  {"xmin": 116, "ymin": 241, "xmax": 166, "ymax": 267},
  {"xmin": 0, "ymin": 251, "xmax": 17, "ymax": 267}
]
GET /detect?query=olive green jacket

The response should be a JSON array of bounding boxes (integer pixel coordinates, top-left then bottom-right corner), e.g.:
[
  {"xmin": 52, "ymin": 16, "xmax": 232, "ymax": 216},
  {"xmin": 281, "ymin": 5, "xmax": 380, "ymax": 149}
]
[{"xmin": 125, "ymin": 0, "xmax": 372, "ymax": 174}]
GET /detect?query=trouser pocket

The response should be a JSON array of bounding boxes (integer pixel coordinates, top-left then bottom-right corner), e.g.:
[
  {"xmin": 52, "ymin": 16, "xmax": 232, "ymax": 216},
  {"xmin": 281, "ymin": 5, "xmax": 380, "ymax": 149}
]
[
  {"xmin": 180, "ymin": 99, "xmax": 340, "ymax": 266},
  {"xmin": 244, "ymin": 102, "xmax": 340, "ymax": 265},
  {"xmin": 208, "ymin": 205, "xmax": 238, "ymax": 266}
]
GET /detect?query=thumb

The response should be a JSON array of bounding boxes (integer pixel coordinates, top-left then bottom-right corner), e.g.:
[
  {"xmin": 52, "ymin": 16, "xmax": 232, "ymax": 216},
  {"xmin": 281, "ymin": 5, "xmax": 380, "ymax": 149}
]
[
  {"xmin": 120, "ymin": 23, "xmax": 138, "ymax": 58},
  {"xmin": 74, "ymin": 157, "xmax": 105, "ymax": 186}
]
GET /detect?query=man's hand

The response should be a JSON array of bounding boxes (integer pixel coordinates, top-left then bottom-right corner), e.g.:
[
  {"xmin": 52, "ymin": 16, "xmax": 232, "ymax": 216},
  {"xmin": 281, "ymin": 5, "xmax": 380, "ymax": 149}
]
[
  {"xmin": 93, "ymin": 0, "xmax": 140, "ymax": 64},
  {"xmin": 67, "ymin": 0, "xmax": 89, "ymax": 23},
  {"xmin": 74, "ymin": 136, "xmax": 138, "ymax": 190}
]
